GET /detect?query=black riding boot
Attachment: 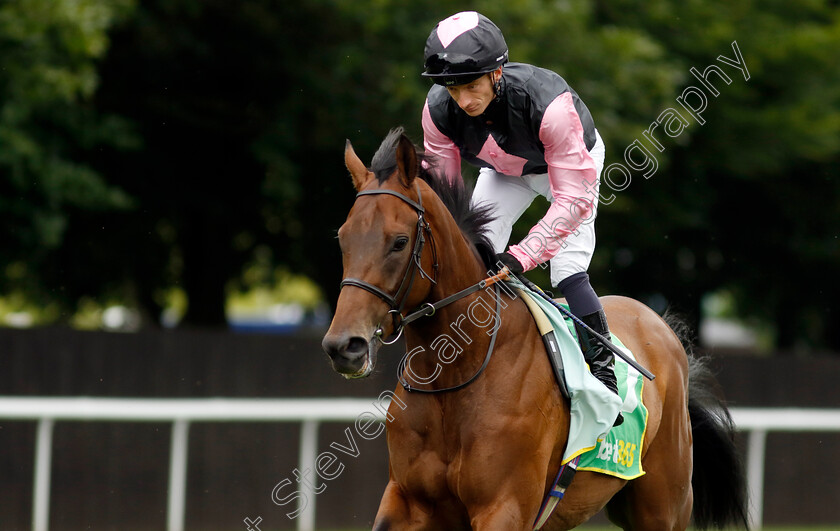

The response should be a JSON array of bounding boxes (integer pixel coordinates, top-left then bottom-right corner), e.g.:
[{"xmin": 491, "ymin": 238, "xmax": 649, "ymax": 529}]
[{"xmin": 576, "ymin": 309, "xmax": 624, "ymax": 426}]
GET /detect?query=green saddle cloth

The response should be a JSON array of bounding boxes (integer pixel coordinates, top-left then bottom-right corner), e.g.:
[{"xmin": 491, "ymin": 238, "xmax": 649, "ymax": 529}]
[
  {"xmin": 573, "ymin": 334, "xmax": 648, "ymax": 480},
  {"xmin": 510, "ymin": 278, "xmax": 648, "ymax": 480}
]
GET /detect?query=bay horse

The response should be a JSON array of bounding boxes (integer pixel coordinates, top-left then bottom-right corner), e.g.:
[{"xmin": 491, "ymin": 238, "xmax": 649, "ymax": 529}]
[{"xmin": 322, "ymin": 128, "xmax": 748, "ymax": 530}]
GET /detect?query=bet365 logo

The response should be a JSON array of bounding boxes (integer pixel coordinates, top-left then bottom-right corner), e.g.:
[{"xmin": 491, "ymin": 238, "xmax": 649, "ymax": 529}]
[{"xmin": 595, "ymin": 439, "xmax": 637, "ymax": 467}]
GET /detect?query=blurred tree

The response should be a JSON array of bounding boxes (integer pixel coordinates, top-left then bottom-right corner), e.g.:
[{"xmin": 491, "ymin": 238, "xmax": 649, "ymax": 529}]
[
  {"xmin": 91, "ymin": 0, "xmax": 473, "ymax": 325},
  {"xmin": 91, "ymin": 0, "xmax": 302, "ymax": 326},
  {"xmin": 0, "ymin": 0, "xmax": 137, "ymax": 313},
  {"xmin": 290, "ymin": 0, "xmax": 692, "ymax": 309},
  {"xmin": 588, "ymin": 0, "xmax": 840, "ymax": 350},
  {"xmin": 2, "ymin": 0, "xmax": 838, "ymax": 350}
]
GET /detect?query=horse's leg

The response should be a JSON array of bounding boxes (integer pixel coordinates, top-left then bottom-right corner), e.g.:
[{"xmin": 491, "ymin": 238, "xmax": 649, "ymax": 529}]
[
  {"xmin": 466, "ymin": 484, "xmax": 545, "ymax": 531},
  {"xmin": 594, "ymin": 297, "xmax": 693, "ymax": 530},
  {"xmin": 372, "ymin": 480, "xmax": 411, "ymax": 530},
  {"xmin": 374, "ymin": 478, "xmax": 471, "ymax": 530},
  {"xmin": 604, "ymin": 372, "xmax": 692, "ymax": 529},
  {"xmin": 373, "ymin": 480, "xmax": 442, "ymax": 531},
  {"xmin": 468, "ymin": 501, "xmax": 534, "ymax": 530},
  {"xmin": 457, "ymin": 444, "xmax": 549, "ymax": 531},
  {"xmin": 606, "ymin": 428, "xmax": 693, "ymax": 530}
]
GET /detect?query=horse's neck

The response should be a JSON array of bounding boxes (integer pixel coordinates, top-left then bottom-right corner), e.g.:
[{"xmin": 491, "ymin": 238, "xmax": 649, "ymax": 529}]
[
  {"xmin": 424, "ymin": 198, "xmax": 491, "ymax": 308},
  {"xmin": 401, "ymin": 198, "xmax": 509, "ymax": 387}
]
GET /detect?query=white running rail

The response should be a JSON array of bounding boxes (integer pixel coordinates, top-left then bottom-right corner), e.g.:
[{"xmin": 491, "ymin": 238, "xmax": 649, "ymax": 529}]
[
  {"xmin": 729, "ymin": 408, "xmax": 840, "ymax": 529},
  {"xmin": 1, "ymin": 398, "xmax": 838, "ymax": 531}
]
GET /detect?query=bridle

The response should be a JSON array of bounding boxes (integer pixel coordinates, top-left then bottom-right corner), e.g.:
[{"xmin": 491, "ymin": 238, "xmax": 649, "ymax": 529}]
[
  {"xmin": 338, "ymin": 183, "xmax": 512, "ymax": 394},
  {"xmin": 339, "ymin": 185, "xmax": 439, "ymax": 344}
]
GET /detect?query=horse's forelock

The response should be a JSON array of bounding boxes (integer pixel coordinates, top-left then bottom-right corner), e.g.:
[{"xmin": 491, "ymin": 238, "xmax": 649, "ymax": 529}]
[{"xmin": 371, "ymin": 127, "xmax": 408, "ymax": 185}]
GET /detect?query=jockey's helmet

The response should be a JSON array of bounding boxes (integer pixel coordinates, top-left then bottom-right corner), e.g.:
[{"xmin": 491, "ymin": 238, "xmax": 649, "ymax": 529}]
[{"xmin": 422, "ymin": 11, "xmax": 508, "ymax": 87}]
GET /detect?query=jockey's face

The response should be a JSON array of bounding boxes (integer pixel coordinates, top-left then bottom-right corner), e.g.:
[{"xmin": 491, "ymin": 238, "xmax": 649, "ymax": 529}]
[{"xmin": 445, "ymin": 67, "xmax": 501, "ymax": 117}]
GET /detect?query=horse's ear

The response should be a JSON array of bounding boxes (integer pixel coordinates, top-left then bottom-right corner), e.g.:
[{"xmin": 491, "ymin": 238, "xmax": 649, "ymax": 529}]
[
  {"xmin": 345, "ymin": 139, "xmax": 373, "ymax": 191},
  {"xmin": 395, "ymin": 134, "xmax": 418, "ymax": 186}
]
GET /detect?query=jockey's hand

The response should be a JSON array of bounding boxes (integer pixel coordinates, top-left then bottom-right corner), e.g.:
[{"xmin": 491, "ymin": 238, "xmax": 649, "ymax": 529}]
[{"xmin": 495, "ymin": 252, "xmax": 524, "ymax": 276}]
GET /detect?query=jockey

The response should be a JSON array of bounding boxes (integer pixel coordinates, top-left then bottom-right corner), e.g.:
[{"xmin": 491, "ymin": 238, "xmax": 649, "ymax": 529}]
[{"xmin": 421, "ymin": 11, "xmax": 622, "ymax": 424}]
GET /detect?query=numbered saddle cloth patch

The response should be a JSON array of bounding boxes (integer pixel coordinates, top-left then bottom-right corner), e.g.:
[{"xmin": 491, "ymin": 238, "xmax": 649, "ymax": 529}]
[{"xmin": 576, "ymin": 344, "xmax": 648, "ymax": 480}]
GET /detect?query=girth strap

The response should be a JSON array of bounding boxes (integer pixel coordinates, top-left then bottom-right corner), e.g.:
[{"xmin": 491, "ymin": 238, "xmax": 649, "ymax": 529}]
[{"xmin": 533, "ymin": 456, "xmax": 580, "ymax": 530}]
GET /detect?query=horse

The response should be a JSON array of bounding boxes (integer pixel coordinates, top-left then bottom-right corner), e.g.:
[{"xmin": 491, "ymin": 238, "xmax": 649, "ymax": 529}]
[{"xmin": 322, "ymin": 128, "xmax": 748, "ymax": 530}]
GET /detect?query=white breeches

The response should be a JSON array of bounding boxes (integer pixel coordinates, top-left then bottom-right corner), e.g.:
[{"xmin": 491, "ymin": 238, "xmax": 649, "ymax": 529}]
[{"xmin": 471, "ymin": 130, "xmax": 606, "ymax": 286}]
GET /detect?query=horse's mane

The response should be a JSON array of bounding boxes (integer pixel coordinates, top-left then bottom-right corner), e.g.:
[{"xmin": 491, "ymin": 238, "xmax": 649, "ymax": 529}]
[{"xmin": 371, "ymin": 127, "xmax": 497, "ymax": 270}]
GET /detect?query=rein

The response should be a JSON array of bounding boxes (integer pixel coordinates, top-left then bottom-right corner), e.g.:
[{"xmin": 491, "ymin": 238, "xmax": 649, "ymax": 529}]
[
  {"xmin": 338, "ymin": 185, "xmax": 512, "ymax": 393},
  {"xmin": 398, "ymin": 282, "xmax": 503, "ymax": 394}
]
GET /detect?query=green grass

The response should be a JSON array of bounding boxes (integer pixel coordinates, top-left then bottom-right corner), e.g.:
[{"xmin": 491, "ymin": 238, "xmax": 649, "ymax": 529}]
[
  {"xmin": 323, "ymin": 528, "xmax": 838, "ymax": 531},
  {"xmin": 562, "ymin": 528, "xmax": 836, "ymax": 531}
]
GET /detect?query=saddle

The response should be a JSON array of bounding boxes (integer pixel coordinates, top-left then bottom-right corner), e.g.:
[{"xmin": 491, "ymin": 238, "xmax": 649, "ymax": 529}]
[{"xmin": 516, "ymin": 287, "xmax": 571, "ymax": 399}]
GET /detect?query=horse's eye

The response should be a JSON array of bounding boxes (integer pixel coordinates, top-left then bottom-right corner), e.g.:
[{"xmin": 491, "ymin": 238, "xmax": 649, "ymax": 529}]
[{"xmin": 392, "ymin": 236, "xmax": 409, "ymax": 252}]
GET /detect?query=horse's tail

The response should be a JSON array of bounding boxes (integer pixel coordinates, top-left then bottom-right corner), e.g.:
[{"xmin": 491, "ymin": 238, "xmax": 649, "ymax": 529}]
[{"xmin": 664, "ymin": 311, "xmax": 750, "ymax": 529}]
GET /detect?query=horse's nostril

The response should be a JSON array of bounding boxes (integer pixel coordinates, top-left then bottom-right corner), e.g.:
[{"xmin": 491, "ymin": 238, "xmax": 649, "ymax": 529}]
[
  {"xmin": 322, "ymin": 334, "xmax": 368, "ymax": 360},
  {"xmin": 322, "ymin": 336, "xmax": 343, "ymax": 359},
  {"xmin": 346, "ymin": 336, "xmax": 368, "ymax": 356}
]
